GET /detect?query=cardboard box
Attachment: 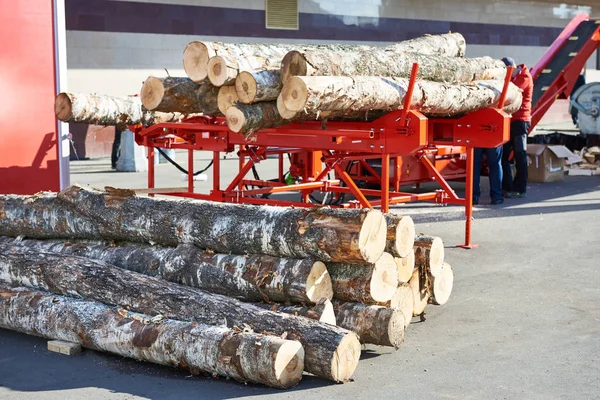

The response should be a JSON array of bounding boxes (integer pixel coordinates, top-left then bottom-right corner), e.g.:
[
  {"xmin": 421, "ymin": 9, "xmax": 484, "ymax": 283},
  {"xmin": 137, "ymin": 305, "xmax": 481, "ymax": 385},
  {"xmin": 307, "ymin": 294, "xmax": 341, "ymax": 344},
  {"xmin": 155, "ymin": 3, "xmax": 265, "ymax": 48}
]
[{"xmin": 526, "ymin": 145, "xmax": 580, "ymax": 183}]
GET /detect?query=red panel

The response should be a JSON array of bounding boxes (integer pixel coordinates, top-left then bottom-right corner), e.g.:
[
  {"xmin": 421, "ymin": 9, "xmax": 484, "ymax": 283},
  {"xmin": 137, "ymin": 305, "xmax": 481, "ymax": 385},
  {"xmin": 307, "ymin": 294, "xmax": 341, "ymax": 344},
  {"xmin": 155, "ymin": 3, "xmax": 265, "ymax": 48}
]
[{"xmin": 0, "ymin": 0, "xmax": 60, "ymax": 194}]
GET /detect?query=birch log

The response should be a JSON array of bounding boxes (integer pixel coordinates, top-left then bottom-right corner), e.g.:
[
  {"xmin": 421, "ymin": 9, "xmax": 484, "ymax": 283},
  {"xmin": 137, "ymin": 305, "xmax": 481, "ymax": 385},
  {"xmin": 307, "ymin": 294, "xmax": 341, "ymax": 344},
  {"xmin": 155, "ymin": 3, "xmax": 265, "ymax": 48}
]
[
  {"xmin": 0, "ymin": 238, "xmax": 333, "ymax": 304},
  {"xmin": 0, "ymin": 246, "xmax": 361, "ymax": 382},
  {"xmin": 385, "ymin": 214, "xmax": 415, "ymax": 258},
  {"xmin": 414, "ymin": 235, "xmax": 445, "ymax": 278},
  {"xmin": 429, "ymin": 262, "xmax": 454, "ymax": 306},
  {"xmin": 280, "ymin": 50, "xmax": 505, "ymax": 83},
  {"xmin": 327, "ymin": 252, "xmax": 398, "ymax": 304},
  {"xmin": 333, "ymin": 301, "xmax": 405, "ymax": 348},
  {"xmin": 236, "ymin": 70, "xmax": 283, "ymax": 104},
  {"xmin": 54, "ymin": 93, "xmax": 199, "ymax": 130},
  {"xmin": 52, "ymin": 185, "xmax": 387, "ymax": 263},
  {"xmin": 253, "ymin": 299, "xmax": 336, "ymax": 325},
  {"xmin": 281, "ymin": 76, "xmax": 523, "ymax": 117},
  {"xmin": 0, "ymin": 285, "xmax": 304, "ymax": 389},
  {"xmin": 140, "ymin": 76, "xmax": 220, "ymax": 115}
]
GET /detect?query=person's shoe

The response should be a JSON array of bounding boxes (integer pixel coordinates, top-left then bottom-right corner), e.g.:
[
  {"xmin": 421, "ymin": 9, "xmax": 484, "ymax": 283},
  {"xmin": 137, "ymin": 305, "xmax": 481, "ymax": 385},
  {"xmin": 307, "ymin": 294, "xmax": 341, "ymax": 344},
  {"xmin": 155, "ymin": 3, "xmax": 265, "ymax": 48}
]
[
  {"xmin": 512, "ymin": 192, "xmax": 527, "ymax": 198},
  {"xmin": 472, "ymin": 197, "xmax": 479, "ymax": 205},
  {"xmin": 502, "ymin": 191, "xmax": 513, "ymax": 198},
  {"xmin": 491, "ymin": 198, "xmax": 504, "ymax": 205}
]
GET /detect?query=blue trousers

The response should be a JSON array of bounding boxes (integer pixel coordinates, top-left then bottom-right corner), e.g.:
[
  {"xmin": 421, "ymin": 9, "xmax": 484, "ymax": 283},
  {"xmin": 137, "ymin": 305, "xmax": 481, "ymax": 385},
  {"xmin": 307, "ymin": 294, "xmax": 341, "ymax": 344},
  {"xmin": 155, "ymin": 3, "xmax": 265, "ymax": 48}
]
[
  {"xmin": 502, "ymin": 121, "xmax": 530, "ymax": 194},
  {"xmin": 473, "ymin": 147, "xmax": 503, "ymax": 202}
]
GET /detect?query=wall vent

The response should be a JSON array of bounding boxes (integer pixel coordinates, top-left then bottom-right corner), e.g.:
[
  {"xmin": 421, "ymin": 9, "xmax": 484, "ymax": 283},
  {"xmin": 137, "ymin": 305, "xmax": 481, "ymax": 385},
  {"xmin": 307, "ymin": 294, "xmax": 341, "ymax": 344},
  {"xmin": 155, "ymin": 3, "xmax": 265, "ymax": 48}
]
[{"xmin": 265, "ymin": 0, "xmax": 299, "ymax": 30}]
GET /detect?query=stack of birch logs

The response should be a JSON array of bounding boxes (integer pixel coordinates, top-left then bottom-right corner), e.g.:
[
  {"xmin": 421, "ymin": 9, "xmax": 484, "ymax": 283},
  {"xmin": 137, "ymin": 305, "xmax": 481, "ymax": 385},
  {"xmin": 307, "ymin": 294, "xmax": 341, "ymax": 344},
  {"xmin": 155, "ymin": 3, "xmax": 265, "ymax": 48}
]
[
  {"xmin": 54, "ymin": 32, "xmax": 522, "ymax": 136},
  {"xmin": 0, "ymin": 185, "xmax": 453, "ymax": 389}
]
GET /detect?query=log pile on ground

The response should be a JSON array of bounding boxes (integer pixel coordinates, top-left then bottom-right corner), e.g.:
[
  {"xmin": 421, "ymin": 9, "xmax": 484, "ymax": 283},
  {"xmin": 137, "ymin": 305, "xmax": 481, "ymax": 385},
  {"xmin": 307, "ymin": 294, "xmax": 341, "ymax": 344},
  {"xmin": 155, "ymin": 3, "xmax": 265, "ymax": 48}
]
[{"xmin": 0, "ymin": 185, "xmax": 454, "ymax": 388}]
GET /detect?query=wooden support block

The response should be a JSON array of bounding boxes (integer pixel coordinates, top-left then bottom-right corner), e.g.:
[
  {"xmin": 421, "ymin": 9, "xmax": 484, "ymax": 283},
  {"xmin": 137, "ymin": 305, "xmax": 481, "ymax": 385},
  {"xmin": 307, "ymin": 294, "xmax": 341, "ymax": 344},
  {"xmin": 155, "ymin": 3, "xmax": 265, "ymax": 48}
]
[{"xmin": 47, "ymin": 340, "xmax": 82, "ymax": 356}]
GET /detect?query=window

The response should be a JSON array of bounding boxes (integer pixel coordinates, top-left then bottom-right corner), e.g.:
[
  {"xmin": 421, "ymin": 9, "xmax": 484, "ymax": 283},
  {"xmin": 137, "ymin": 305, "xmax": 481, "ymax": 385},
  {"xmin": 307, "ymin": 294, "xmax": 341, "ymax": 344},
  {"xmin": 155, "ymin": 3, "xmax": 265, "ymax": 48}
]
[{"xmin": 265, "ymin": 0, "xmax": 299, "ymax": 30}]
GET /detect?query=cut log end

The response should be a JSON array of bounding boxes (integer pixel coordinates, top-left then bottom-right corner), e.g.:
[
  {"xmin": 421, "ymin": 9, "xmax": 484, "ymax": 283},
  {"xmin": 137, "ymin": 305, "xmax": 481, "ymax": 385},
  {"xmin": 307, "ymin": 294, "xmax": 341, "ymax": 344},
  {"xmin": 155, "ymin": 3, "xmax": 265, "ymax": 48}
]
[
  {"xmin": 208, "ymin": 56, "xmax": 229, "ymax": 87},
  {"xmin": 140, "ymin": 76, "xmax": 166, "ymax": 111},
  {"xmin": 394, "ymin": 216, "xmax": 416, "ymax": 258},
  {"xmin": 388, "ymin": 283, "xmax": 414, "ymax": 329},
  {"xmin": 409, "ymin": 268, "xmax": 429, "ymax": 316},
  {"xmin": 218, "ymin": 86, "xmax": 240, "ymax": 115},
  {"xmin": 305, "ymin": 261, "xmax": 334, "ymax": 303},
  {"xmin": 225, "ymin": 106, "xmax": 245, "ymax": 133},
  {"xmin": 370, "ymin": 252, "xmax": 399, "ymax": 303},
  {"xmin": 274, "ymin": 340, "xmax": 305, "ymax": 388},
  {"xmin": 395, "ymin": 251, "xmax": 415, "ymax": 283},
  {"xmin": 277, "ymin": 93, "xmax": 297, "ymax": 119},
  {"xmin": 358, "ymin": 210, "xmax": 388, "ymax": 263},
  {"xmin": 236, "ymin": 71, "xmax": 258, "ymax": 104},
  {"xmin": 280, "ymin": 51, "xmax": 308, "ymax": 83},
  {"xmin": 387, "ymin": 309, "xmax": 407, "ymax": 349},
  {"xmin": 430, "ymin": 262, "xmax": 454, "ymax": 306},
  {"xmin": 183, "ymin": 41, "xmax": 211, "ymax": 83},
  {"xmin": 318, "ymin": 300, "xmax": 337, "ymax": 325},
  {"xmin": 54, "ymin": 93, "xmax": 73, "ymax": 121},
  {"xmin": 331, "ymin": 332, "xmax": 361, "ymax": 382},
  {"xmin": 429, "ymin": 237, "xmax": 445, "ymax": 277},
  {"xmin": 281, "ymin": 76, "xmax": 309, "ymax": 112}
]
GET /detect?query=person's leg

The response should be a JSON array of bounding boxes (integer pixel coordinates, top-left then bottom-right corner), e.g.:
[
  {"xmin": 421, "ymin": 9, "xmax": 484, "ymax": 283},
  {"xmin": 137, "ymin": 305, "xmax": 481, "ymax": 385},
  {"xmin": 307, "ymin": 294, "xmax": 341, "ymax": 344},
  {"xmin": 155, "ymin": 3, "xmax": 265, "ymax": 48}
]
[
  {"xmin": 111, "ymin": 129, "xmax": 122, "ymax": 169},
  {"xmin": 501, "ymin": 124, "xmax": 514, "ymax": 194},
  {"xmin": 512, "ymin": 121, "xmax": 530, "ymax": 195},
  {"xmin": 486, "ymin": 146, "xmax": 503, "ymax": 203},
  {"xmin": 473, "ymin": 148, "xmax": 483, "ymax": 204}
]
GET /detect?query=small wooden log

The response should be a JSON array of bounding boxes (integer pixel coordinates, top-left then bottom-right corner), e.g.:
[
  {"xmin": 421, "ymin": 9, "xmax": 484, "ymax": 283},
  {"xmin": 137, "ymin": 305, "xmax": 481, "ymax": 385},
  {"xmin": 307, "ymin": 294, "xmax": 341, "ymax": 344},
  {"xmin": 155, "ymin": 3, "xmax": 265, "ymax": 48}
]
[
  {"xmin": 277, "ymin": 93, "xmax": 298, "ymax": 119},
  {"xmin": 385, "ymin": 214, "xmax": 415, "ymax": 258},
  {"xmin": 409, "ymin": 268, "xmax": 429, "ymax": 316},
  {"xmin": 47, "ymin": 340, "xmax": 82, "ymax": 356},
  {"xmin": 236, "ymin": 70, "xmax": 283, "ymax": 104},
  {"xmin": 333, "ymin": 301, "xmax": 405, "ymax": 348},
  {"xmin": 281, "ymin": 76, "xmax": 523, "ymax": 116},
  {"xmin": 327, "ymin": 252, "xmax": 398, "ymax": 304},
  {"xmin": 0, "ymin": 238, "xmax": 333, "ymax": 304},
  {"xmin": 430, "ymin": 262, "xmax": 454, "ymax": 306},
  {"xmin": 54, "ymin": 92, "xmax": 200, "ymax": 129},
  {"xmin": 0, "ymin": 285, "xmax": 304, "ymax": 388},
  {"xmin": 253, "ymin": 299, "xmax": 336, "ymax": 326},
  {"xmin": 183, "ymin": 41, "xmax": 224, "ymax": 83},
  {"xmin": 140, "ymin": 76, "xmax": 220, "ymax": 115},
  {"xmin": 414, "ymin": 235, "xmax": 445, "ymax": 278},
  {"xmin": 0, "ymin": 245, "xmax": 360, "ymax": 382},
  {"xmin": 218, "ymin": 85, "xmax": 241, "ymax": 115},
  {"xmin": 395, "ymin": 252, "xmax": 415, "ymax": 283},
  {"xmin": 226, "ymin": 101, "xmax": 286, "ymax": 136},
  {"xmin": 0, "ymin": 185, "xmax": 387, "ymax": 263},
  {"xmin": 384, "ymin": 283, "xmax": 414, "ymax": 328}
]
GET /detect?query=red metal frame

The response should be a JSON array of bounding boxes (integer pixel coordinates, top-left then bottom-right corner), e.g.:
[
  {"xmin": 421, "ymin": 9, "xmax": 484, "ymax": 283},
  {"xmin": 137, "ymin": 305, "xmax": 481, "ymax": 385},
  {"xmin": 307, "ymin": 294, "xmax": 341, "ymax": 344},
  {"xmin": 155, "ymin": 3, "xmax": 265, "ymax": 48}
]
[{"xmin": 134, "ymin": 64, "xmax": 514, "ymax": 248}]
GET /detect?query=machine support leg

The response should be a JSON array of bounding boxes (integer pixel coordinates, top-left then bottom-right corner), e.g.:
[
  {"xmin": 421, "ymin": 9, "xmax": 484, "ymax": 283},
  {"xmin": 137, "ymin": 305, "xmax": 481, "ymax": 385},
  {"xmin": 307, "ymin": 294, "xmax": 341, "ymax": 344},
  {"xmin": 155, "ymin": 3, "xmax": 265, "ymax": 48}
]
[
  {"xmin": 458, "ymin": 146, "xmax": 478, "ymax": 249},
  {"xmin": 278, "ymin": 153, "xmax": 284, "ymax": 183},
  {"xmin": 393, "ymin": 156, "xmax": 402, "ymax": 192},
  {"xmin": 381, "ymin": 153, "xmax": 390, "ymax": 213},
  {"xmin": 147, "ymin": 146, "xmax": 155, "ymax": 192},
  {"xmin": 333, "ymin": 164, "xmax": 372, "ymax": 209},
  {"xmin": 213, "ymin": 151, "xmax": 220, "ymax": 192},
  {"xmin": 187, "ymin": 149, "xmax": 194, "ymax": 193}
]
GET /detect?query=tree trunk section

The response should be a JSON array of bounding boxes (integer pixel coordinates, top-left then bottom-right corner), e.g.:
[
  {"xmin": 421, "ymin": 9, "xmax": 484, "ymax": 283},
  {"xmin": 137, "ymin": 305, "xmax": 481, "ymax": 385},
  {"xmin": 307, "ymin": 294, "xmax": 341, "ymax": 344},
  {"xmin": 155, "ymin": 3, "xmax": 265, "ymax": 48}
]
[
  {"xmin": 430, "ymin": 262, "xmax": 454, "ymax": 306},
  {"xmin": 0, "ymin": 285, "xmax": 304, "ymax": 388},
  {"xmin": 327, "ymin": 252, "xmax": 398, "ymax": 304},
  {"xmin": 384, "ymin": 283, "xmax": 414, "ymax": 328},
  {"xmin": 253, "ymin": 299, "xmax": 336, "ymax": 326},
  {"xmin": 0, "ymin": 245, "xmax": 360, "ymax": 382},
  {"xmin": 414, "ymin": 235, "xmax": 445, "ymax": 278},
  {"xmin": 0, "ymin": 185, "xmax": 387, "ymax": 263},
  {"xmin": 217, "ymin": 85, "xmax": 241, "ymax": 115},
  {"xmin": 409, "ymin": 268, "xmax": 429, "ymax": 316},
  {"xmin": 395, "ymin": 252, "xmax": 415, "ymax": 284},
  {"xmin": 385, "ymin": 214, "xmax": 415, "ymax": 258},
  {"xmin": 236, "ymin": 70, "xmax": 283, "ymax": 104},
  {"xmin": 280, "ymin": 48, "xmax": 504, "ymax": 83},
  {"xmin": 55, "ymin": 92, "xmax": 201, "ymax": 130},
  {"xmin": 140, "ymin": 76, "xmax": 220, "ymax": 115},
  {"xmin": 386, "ymin": 32, "xmax": 466, "ymax": 57},
  {"xmin": 333, "ymin": 301, "xmax": 405, "ymax": 348},
  {"xmin": 0, "ymin": 238, "xmax": 333, "ymax": 304},
  {"xmin": 281, "ymin": 76, "xmax": 522, "ymax": 117}
]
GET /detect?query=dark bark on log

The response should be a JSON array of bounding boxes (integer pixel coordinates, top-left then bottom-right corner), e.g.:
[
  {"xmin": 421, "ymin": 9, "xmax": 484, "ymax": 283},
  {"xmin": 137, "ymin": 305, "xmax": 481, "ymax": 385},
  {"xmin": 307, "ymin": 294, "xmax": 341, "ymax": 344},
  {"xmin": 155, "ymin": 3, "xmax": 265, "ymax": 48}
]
[
  {"xmin": 384, "ymin": 214, "xmax": 415, "ymax": 258},
  {"xmin": 0, "ymin": 285, "xmax": 305, "ymax": 389},
  {"xmin": 327, "ymin": 253, "xmax": 398, "ymax": 304},
  {"xmin": 0, "ymin": 238, "xmax": 333, "ymax": 304},
  {"xmin": 0, "ymin": 185, "xmax": 385, "ymax": 263},
  {"xmin": 252, "ymin": 299, "xmax": 336, "ymax": 326},
  {"xmin": 0, "ymin": 245, "xmax": 361, "ymax": 382},
  {"xmin": 140, "ymin": 76, "xmax": 220, "ymax": 115},
  {"xmin": 54, "ymin": 93, "xmax": 201, "ymax": 130},
  {"xmin": 332, "ymin": 301, "xmax": 405, "ymax": 348},
  {"xmin": 236, "ymin": 70, "xmax": 282, "ymax": 104},
  {"xmin": 281, "ymin": 76, "xmax": 523, "ymax": 117}
]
